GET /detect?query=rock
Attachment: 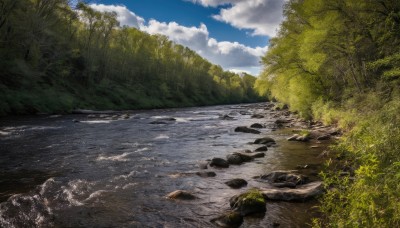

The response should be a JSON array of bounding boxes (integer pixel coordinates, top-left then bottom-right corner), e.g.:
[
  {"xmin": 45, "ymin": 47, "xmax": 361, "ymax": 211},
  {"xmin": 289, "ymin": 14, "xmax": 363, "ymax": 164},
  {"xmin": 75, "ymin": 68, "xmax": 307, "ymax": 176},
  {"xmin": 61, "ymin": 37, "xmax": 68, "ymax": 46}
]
[
  {"xmin": 255, "ymin": 146, "xmax": 268, "ymax": 152},
  {"xmin": 150, "ymin": 118, "xmax": 175, "ymax": 124},
  {"xmin": 282, "ymin": 104, "xmax": 289, "ymax": 110},
  {"xmin": 287, "ymin": 134, "xmax": 299, "ymax": 141},
  {"xmin": 251, "ymin": 114, "xmax": 264, "ymax": 119},
  {"xmin": 234, "ymin": 126, "xmax": 261, "ymax": 134},
  {"xmin": 259, "ymin": 171, "xmax": 309, "ymax": 186},
  {"xmin": 261, "ymin": 181, "xmax": 324, "ymax": 201},
  {"xmin": 239, "ymin": 111, "xmax": 251, "ymax": 115},
  {"xmin": 233, "ymin": 152, "xmax": 253, "ymax": 162},
  {"xmin": 166, "ymin": 190, "xmax": 197, "ymax": 200},
  {"xmin": 220, "ymin": 114, "xmax": 235, "ymax": 120},
  {"xmin": 250, "ymin": 123, "xmax": 264, "ymax": 128},
  {"xmin": 243, "ymin": 149, "xmax": 252, "ymax": 153},
  {"xmin": 226, "ymin": 153, "xmax": 254, "ymax": 165},
  {"xmin": 275, "ymin": 119, "xmax": 290, "ymax": 124},
  {"xmin": 196, "ymin": 171, "xmax": 216, "ymax": 177},
  {"xmin": 271, "ymin": 182, "xmax": 297, "ymax": 188},
  {"xmin": 230, "ymin": 189, "xmax": 266, "ymax": 216},
  {"xmin": 317, "ymin": 134, "xmax": 331, "ymax": 140},
  {"xmin": 250, "ymin": 152, "xmax": 265, "ymax": 158},
  {"xmin": 254, "ymin": 137, "xmax": 276, "ymax": 144},
  {"xmin": 210, "ymin": 158, "xmax": 230, "ymax": 168},
  {"xmin": 149, "ymin": 120, "xmax": 168, "ymax": 124},
  {"xmin": 72, "ymin": 119, "xmax": 80, "ymax": 123},
  {"xmin": 211, "ymin": 211, "xmax": 243, "ymax": 228},
  {"xmin": 225, "ymin": 179, "xmax": 248, "ymax": 189},
  {"xmin": 287, "ymin": 134, "xmax": 310, "ymax": 142},
  {"xmin": 226, "ymin": 154, "xmax": 243, "ymax": 165},
  {"xmin": 121, "ymin": 114, "xmax": 130, "ymax": 119},
  {"xmin": 296, "ymin": 135, "xmax": 310, "ymax": 142}
]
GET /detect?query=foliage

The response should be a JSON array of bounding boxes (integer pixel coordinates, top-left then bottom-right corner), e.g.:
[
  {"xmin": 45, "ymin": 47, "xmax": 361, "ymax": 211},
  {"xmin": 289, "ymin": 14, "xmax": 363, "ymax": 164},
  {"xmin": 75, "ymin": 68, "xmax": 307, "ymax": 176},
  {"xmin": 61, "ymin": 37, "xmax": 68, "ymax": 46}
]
[
  {"xmin": 255, "ymin": 0, "xmax": 400, "ymax": 226},
  {"xmin": 0, "ymin": 0, "xmax": 263, "ymax": 115}
]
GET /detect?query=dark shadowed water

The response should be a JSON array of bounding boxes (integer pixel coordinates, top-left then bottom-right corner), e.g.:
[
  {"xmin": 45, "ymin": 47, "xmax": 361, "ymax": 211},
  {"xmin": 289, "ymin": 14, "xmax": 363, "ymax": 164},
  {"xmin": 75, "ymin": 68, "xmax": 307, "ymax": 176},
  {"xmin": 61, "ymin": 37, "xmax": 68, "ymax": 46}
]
[{"xmin": 0, "ymin": 103, "xmax": 329, "ymax": 227}]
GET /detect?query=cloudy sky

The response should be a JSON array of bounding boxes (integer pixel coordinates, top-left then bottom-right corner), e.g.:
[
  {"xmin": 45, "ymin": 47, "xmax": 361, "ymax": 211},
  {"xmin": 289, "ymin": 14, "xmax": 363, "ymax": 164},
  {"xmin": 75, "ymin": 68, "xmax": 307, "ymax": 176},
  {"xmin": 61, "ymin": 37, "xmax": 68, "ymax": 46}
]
[{"xmin": 87, "ymin": 0, "xmax": 286, "ymax": 75}]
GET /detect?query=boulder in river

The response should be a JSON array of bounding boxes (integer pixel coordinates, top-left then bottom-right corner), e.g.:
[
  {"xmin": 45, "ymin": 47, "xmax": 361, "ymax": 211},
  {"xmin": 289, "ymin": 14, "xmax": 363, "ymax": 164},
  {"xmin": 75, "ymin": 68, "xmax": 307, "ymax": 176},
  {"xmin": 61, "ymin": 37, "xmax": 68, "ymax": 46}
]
[
  {"xmin": 261, "ymin": 181, "xmax": 324, "ymax": 201},
  {"xmin": 149, "ymin": 120, "xmax": 168, "ymax": 124},
  {"xmin": 227, "ymin": 153, "xmax": 254, "ymax": 165},
  {"xmin": 166, "ymin": 190, "xmax": 197, "ymax": 200},
  {"xmin": 258, "ymin": 171, "xmax": 309, "ymax": 187},
  {"xmin": 226, "ymin": 154, "xmax": 243, "ymax": 165},
  {"xmin": 250, "ymin": 123, "xmax": 264, "ymax": 128},
  {"xmin": 225, "ymin": 179, "xmax": 248, "ymax": 189},
  {"xmin": 255, "ymin": 146, "xmax": 268, "ymax": 152},
  {"xmin": 196, "ymin": 171, "xmax": 216, "ymax": 178},
  {"xmin": 210, "ymin": 158, "xmax": 230, "ymax": 168},
  {"xmin": 254, "ymin": 137, "xmax": 276, "ymax": 144},
  {"xmin": 251, "ymin": 114, "xmax": 264, "ymax": 119},
  {"xmin": 230, "ymin": 189, "xmax": 266, "ymax": 216},
  {"xmin": 211, "ymin": 211, "xmax": 243, "ymax": 228},
  {"xmin": 234, "ymin": 126, "xmax": 261, "ymax": 134},
  {"xmin": 220, "ymin": 114, "xmax": 235, "ymax": 120}
]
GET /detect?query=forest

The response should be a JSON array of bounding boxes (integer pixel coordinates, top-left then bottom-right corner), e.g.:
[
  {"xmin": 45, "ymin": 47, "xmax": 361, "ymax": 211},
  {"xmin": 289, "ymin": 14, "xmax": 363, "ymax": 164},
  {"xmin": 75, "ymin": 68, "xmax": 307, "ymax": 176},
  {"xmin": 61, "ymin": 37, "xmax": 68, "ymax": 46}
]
[
  {"xmin": 0, "ymin": 0, "xmax": 262, "ymax": 116},
  {"xmin": 255, "ymin": 0, "xmax": 400, "ymax": 226}
]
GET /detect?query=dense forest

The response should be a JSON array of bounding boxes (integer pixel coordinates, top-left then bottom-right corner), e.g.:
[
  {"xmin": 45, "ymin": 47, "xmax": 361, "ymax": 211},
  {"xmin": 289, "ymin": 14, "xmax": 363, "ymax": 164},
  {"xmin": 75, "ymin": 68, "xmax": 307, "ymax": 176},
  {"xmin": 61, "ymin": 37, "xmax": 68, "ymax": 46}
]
[
  {"xmin": 0, "ymin": 0, "xmax": 262, "ymax": 116},
  {"xmin": 255, "ymin": 0, "xmax": 400, "ymax": 226}
]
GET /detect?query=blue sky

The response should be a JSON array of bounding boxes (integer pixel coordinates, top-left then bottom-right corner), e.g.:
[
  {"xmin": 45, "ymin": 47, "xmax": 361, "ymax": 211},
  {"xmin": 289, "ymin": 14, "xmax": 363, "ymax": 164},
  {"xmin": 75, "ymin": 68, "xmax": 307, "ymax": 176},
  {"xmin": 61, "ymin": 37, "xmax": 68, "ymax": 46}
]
[{"xmin": 87, "ymin": 0, "xmax": 286, "ymax": 75}]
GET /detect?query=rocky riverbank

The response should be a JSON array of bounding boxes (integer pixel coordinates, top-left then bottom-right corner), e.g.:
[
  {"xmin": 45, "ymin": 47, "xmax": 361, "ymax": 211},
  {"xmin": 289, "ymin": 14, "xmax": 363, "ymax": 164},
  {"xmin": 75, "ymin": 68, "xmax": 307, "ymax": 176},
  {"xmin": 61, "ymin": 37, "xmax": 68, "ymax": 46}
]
[{"xmin": 163, "ymin": 103, "xmax": 339, "ymax": 227}]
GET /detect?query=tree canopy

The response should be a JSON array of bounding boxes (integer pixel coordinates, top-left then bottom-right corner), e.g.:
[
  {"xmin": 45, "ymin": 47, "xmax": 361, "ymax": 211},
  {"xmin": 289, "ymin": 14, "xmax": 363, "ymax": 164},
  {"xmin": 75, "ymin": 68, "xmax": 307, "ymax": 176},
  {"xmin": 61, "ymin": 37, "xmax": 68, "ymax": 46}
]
[{"xmin": 0, "ymin": 0, "xmax": 263, "ymax": 115}]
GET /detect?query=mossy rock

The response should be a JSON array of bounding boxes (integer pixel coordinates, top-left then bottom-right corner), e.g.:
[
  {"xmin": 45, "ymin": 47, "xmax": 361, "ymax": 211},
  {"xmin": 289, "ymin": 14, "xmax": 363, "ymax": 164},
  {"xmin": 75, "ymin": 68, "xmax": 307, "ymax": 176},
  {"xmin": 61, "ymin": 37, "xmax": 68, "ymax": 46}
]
[
  {"xmin": 211, "ymin": 211, "xmax": 243, "ymax": 228},
  {"xmin": 230, "ymin": 189, "xmax": 266, "ymax": 216}
]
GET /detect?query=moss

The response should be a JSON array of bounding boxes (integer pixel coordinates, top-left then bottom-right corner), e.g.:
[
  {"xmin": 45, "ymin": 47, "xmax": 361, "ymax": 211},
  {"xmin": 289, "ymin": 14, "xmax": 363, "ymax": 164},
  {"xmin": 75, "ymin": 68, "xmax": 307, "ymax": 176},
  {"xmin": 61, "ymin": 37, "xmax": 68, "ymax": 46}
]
[
  {"xmin": 299, "ymin": 130, "xmax": 311, "ymax": 137},
  {"xmin": 239, "ymin": 189, "xmax": 265, "ymax": 204},
  {"xmin": 230, "ymin": 189, "xmax": 266, "ymax": 216}
]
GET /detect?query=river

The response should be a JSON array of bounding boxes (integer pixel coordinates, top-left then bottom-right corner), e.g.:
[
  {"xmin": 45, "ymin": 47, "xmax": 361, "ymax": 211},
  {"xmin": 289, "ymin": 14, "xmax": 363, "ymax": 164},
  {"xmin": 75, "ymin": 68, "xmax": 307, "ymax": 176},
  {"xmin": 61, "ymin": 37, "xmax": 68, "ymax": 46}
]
[{"xmin": 0, "ymin": 103, "xmax": 328, "ymax": 227}]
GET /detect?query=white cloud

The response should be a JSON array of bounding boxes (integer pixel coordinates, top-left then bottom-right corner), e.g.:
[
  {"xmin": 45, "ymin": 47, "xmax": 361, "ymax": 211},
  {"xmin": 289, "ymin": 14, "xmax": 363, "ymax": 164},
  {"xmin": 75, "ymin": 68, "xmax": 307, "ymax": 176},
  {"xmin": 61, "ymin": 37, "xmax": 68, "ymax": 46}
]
[
  {"xmin": 187, "ymin": 0, "xmax": 242, "ymax": 7},
  {"xmin": 142, "ymin": 20, "xmax": 267, "ymax": 71},
  {"xmin": 189, "ymin": 0, "xmax": 285, "ymax": 37},
  {"xmin": 89, "ymin": 4, "xmax": 144, "ymax": 28},
  {"xmin": 89, "ymin": 4, "xmax": 267, "ymax": 75}
]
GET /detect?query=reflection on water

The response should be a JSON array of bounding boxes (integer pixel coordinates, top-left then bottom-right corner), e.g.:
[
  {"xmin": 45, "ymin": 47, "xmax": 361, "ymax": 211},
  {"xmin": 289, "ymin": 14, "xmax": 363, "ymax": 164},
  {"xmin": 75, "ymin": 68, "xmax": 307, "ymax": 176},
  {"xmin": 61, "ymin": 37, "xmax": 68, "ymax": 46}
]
[{"xmin": 0, "ymin": 103, "xmax": 329, "ymax": 227}]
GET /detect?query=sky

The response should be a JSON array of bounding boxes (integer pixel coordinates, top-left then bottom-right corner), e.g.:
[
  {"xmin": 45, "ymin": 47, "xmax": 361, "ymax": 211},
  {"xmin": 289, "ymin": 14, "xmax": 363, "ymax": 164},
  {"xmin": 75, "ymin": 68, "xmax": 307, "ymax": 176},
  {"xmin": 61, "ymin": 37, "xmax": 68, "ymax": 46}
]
[{"xmin": 85, "ymin": 0, "xmax": 286, "ymax": 75}]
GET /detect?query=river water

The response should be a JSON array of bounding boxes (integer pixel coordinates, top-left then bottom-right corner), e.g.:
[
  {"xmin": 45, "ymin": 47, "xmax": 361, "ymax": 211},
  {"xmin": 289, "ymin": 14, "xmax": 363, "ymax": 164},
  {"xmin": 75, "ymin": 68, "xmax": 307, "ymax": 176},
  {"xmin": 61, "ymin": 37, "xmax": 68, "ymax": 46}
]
[{"xmin": 0, "ymin": 103, "xmax": 328, "ymax": 227}]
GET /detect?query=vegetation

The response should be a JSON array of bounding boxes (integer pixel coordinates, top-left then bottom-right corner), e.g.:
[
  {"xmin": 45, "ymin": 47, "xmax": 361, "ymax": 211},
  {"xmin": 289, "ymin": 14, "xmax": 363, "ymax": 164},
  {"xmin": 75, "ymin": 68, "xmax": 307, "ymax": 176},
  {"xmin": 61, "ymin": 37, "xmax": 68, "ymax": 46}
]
[
  {"xmin": 255, "ymin": 0, "xmax": 400, "ymax": 226},
  {"xmin": 0, "ymin": 0, "xmax": 262, "ymax": 116}
]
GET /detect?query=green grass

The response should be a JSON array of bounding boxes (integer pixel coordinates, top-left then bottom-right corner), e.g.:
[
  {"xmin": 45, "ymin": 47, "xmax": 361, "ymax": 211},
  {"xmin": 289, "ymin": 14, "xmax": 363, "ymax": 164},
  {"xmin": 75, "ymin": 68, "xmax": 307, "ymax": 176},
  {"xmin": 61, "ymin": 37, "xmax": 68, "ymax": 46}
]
[{"xmin": 312, "ymin": 99, "xmax": 400, "ymax": 227}]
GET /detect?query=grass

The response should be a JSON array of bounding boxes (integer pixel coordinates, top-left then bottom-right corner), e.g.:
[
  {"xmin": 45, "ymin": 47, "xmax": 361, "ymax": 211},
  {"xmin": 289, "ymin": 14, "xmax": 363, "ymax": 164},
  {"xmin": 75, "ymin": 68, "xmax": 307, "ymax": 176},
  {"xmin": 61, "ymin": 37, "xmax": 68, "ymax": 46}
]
[{"xmin": 312, "ymin": 98, "xmax": 400, "ymax": 227}]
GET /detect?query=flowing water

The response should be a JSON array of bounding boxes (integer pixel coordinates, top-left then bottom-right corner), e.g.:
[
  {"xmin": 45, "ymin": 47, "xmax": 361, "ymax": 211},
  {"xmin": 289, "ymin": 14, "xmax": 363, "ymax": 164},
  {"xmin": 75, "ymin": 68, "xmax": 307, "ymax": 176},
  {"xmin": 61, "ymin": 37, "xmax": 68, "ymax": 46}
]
[{"xmin": 0, "ymin": 103, "xmax": 329, "ymax": 227}]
